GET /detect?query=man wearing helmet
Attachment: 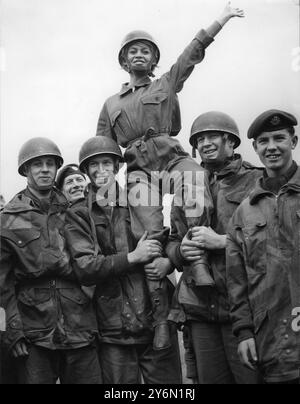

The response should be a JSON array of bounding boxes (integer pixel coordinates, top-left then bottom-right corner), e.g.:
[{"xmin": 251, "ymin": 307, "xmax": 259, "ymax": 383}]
[
  {"xmin": 0, "ymin": 138, "xmax": 102, "ymax": 384},
  {"xmin": 167, "ymin": 112, "xmax": 262, "ymax": 384},
  {"xmin": 65, "ymin": 137, "xmax": 182, "ymax": 384},
  {"xmin": 97, "ymin": 2, "xmax": 244, "ymax": 350}
]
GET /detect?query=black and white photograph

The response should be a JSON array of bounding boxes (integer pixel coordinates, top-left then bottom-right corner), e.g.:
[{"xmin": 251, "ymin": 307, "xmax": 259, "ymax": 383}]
[{"xmin": 0, "ymin": 0, "xmax": 300, "ymax": 388}]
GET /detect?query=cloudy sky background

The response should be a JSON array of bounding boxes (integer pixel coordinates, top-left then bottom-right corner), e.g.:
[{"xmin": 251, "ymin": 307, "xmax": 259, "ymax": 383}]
[{"xmin": 1, "ymin": 0, "xmax": 300, "ymax": 201}]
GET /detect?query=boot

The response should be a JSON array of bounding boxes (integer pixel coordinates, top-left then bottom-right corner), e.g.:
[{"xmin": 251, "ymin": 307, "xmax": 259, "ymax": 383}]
[
  {"xmin": 185, "ymin": 229, "xmax": 215, "ymax": 287},
  {"xmin": 148, "ymin": 282, "xmax": 172, "ymax": 350},
  {"xmin": 189, "ymin": 259, "xmax": 215, "ymax": 287},
  {"xmin": 153, "ymin": 321, "xmax": 171, "ymax": 351}
]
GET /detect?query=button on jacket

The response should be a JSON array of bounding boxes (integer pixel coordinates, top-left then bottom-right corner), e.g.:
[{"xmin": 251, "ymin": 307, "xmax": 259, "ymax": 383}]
[
  {"xmin": 167, "ymin": 156, "xmax": 262, "ymax": 324},
  {"xmin": 65, "ymin": 185, "xmax": 160, "ymax": 345},
  {"xmin": 97, "ymin": 27, "xmax": 218, "ymax": 173},
  {"xmin": 227, "ymin": 167, "xmax": 300, "ymax": 383},
  {"xmin": 0, "ymin": 189, "xmax": 98, "ymax": 352}
]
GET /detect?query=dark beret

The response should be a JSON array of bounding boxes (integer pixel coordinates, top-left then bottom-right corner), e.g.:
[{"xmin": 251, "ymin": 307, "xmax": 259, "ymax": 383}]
[
  {"xmin": 248, "ymin": 109, "xmax": 298, "ymax": 140},
  {"xmin": 56, "ymin": 164, "xmax": 86, "ymax": 190}
]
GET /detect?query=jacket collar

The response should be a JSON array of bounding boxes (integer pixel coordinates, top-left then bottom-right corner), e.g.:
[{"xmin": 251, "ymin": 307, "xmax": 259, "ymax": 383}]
[
  {"xmin": 87, "ymin": 182, "xmax": 126, "ymax": 208},
  {"xmin": 203, "ymin": 154, "xmax": 244, "ymax": 179},
  {"xmin": 119, "ymin": 76, "xmax": 152, "ymax": 96},
  {"xmin": 2, "ymin": 187, "xmax": 68, "ymax": 214},
  {"xmin": 250, "ymin": 166, "xmax": 300, "ymax": 205}
]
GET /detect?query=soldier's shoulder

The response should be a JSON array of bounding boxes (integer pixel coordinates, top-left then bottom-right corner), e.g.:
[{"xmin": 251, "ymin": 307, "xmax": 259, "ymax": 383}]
[
  {"xmin": 242, "ymin": 160, "xmax": 263, "ymax": 172},
  {"xmin": 231, "ymin": 195, "xmax": 253, "ymax": 226},
  {"xmin": 0, "ymin": 191, "xmax": 26, "ymax": 214},
  {"xmin": 67, "ymin": 198, "xmax": 89, "ymax": 216}
]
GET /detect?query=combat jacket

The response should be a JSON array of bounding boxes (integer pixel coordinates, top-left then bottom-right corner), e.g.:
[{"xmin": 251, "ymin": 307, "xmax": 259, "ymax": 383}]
[
  {"xmin": 167, "ymin": 156, "xmax": 262, "ymax": 324},
  {"xmin": 97, "ymin": 24, "xmax": 220, "ymax": 173},
  {"xmin": 65, "ymin": 185, "xmax": 157, "ymax": 345},
  {"xmin": 227, "ymin": 167, "xmax": 300, "ymax": 383},
  {"xmin": 0, "ymin": 188, "xmax": 98, "ymax": 352}
]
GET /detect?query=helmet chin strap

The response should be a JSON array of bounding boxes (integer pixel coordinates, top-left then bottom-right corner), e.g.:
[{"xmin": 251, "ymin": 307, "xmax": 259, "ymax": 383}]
[
  {"xmin": 26, "ymin": 169, "xmax": 55, "ymax": 197},
  {"xmin": 123, "ymin": 52, "xmax": 157, "ymax": 77}
]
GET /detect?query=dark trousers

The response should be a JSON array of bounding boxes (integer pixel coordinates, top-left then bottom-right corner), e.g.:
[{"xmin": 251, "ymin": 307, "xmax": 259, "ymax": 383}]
[
  {"xmin": 1, "ymin": 336, "xmax": 18, "ymax": 384},
  {"xmin": 128, "ymin": 158, "xmax": 210, "ymax": 244},
  {"xmin": 98, "ymin": 332, "xmax": 182, "ymax": 384},
  {"xmin": 189, "ymin": 321, "xmax": 260, "ymax": 384},
  {"xmin": 17, "ymin": 345, "xmax": 102, "ymax": 384},
  {"xmin": 128, "ymin": 157, "xmax": 211, "ymax": 322}
]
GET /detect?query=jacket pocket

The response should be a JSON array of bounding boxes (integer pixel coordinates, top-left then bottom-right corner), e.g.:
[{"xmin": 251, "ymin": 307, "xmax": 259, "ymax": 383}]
[
  {"xmin": 59, "ymin": 288, "xmax": 96, "ymax": 331},
  {"xmin": 2, "ymin": 228, "xmax": 41, "ymax": 248},
  {"xmin": 17, "ymin": 287, "xmax": 54, "ymax": 332},
  {"xmin": 96, "ymin": 294, "xmax": 123, "ymax": 331},
  {"xmin": 141, "ymin": 92, "xmax": 168, "ymax": 105},
  {"xmin": 225, "ymin": 190, "xmax": 248, "ymax": 205},
  {"xmin": 242, "ymin": 220, "xmax": 267, "ymax": 275}
]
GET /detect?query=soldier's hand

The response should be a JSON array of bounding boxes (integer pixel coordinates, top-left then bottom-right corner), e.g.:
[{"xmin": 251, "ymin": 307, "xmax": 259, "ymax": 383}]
[
  {"xmin": 218, "ymin": 2, "xmax": 245, "ymax": 26},
  {"xmin": 180, "ymin": 234, "xmax": 203, "ymax": 262},
  {"xmin": 12, "ymin": 340, "xmax": 29, "ymax": 359},
  {"xmin": 145, "ymin": 257, "xmax": 173, "ymax": 281},
  {"xmin": 191, "ymin": 227, "xmax": 226, "ymax": 250},
  {"xmin": 238, "ymin": 338, "xmax": 258, "ymax": 371},
  {"xmin": 128, "ymin": 232, "xmax": 163, "ymax": 264}
]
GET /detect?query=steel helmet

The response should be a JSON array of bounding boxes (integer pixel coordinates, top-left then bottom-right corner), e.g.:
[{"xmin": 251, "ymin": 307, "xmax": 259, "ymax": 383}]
[
  {"xmin": 79, "ymin": 136, "xmax": 123, "ymax": 172},
  {"xmin": 118, "ymin": 30, "xmax": 160, "ymax": 67},
  {"xmin": 190, "ymin": 112, "xmax": 241, "ymax": 150},
  {"xmin": 18, "ymin": 137, "xmax": 63, "ymax": 176}
]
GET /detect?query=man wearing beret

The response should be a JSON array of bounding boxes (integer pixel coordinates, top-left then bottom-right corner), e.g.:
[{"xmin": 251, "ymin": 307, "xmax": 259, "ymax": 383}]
[
  {"xmin": 56, "ymin": 164, "xmax": 87, "ymax": 205},
  {"xmin": 226, "ymin": 110, "xmax": 300, "ymax": 384}
]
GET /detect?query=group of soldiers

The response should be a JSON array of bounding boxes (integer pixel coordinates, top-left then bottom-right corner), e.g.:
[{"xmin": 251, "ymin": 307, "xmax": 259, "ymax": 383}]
[{"xmin": 1, "ymin": 2, "xmax": 300, "ymax": 384}]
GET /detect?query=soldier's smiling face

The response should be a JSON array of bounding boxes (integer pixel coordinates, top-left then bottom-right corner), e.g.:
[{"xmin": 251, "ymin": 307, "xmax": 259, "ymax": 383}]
[
  {"xmin": 196, "ymin": 132, "xmax": 235, "ymax": 163},
  {"xmin": 126, "ymin": 42, "xmax": 154, "ymax": 72},
  {"xmin": 87, "ymin": 155, "xmax": 116, "ymax": 189},
  {"xmin": 25, "ymin": 157, "xmax": 57, "ymax": 190},
  {"xmin": 254, "ymin": 129, "xmax": 298, "ymax": 175},
  {"xmin": 62, "ymin": 174, "xmax": 87, "ymax": 203}
]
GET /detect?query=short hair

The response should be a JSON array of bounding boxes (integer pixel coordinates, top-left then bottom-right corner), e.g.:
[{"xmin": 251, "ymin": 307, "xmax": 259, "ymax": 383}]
[{"xmin": 287, "ymin": 127, "xmax": 295, "ymax": 136}]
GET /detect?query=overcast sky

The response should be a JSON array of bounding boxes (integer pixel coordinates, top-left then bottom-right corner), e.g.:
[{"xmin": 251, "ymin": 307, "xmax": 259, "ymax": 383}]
[{"xmin": 0, "ymin": 0, "xmax": 300, "ymax": 201}]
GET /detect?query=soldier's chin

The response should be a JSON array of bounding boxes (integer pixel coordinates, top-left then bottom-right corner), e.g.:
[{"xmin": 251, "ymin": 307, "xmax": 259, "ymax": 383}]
[
  {"xmin": 37, "ymin": 184, "xmax": 53, "ymax": 191},
  {"xmin": 95, "ymin": 177, "xmax": 108, "ymax": 186},
  {"xmin": 131, "ymin": 65, "xmax": 149, "ymax": 72}
]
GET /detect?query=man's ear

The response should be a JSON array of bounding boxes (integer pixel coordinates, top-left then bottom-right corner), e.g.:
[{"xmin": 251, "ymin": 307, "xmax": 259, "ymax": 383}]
[
  {"xmin": 253, "ymin": 140, "xmax": 258, "ymax": 153},
  {"xmin": 121, "ymin": 60, "xmax": 131, "ymax": 73},
  {"xmin": 23, "ymin": 164, "xmax": 29, "ymax": 177},
  {"xmin": 224, "ymin": 134, "xmax": 235, "ymax": 149},
  {"xmin": 291, "ymin": 135, "xmax": 298, "ymax": 150},
  {"xmin": 228, "ymin": 138, "xmax": 236, "ymax": 149}
]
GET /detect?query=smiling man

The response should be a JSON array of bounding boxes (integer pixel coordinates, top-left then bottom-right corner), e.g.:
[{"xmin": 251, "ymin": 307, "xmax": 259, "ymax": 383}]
[
  {"xmin": 65, "ymin": 136, "xmax": 182, "ymax": 384},
  {"xmin": 226, "ymin": 110, "xmax": 300, "ymax": 384},
  {"xmin": 56, "ymin": 164, "xmax": 87, "ymax": 204},
  {"xmin": 0, "ymin": 138, "xmax": 101, "ymax": 384},
  {"xmin": 167, "ymin": 111, "xmax": 262, "ymax": 384}
]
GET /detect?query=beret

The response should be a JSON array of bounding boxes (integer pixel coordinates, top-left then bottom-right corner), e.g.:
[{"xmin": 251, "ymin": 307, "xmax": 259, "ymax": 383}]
[
  {"xmin": 56, "ymin": 164, "xmax": 86, "ymax": 190},
  {"xmin": 248, "ymin": 109, "xmax": 298, "ymax": 140}
]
